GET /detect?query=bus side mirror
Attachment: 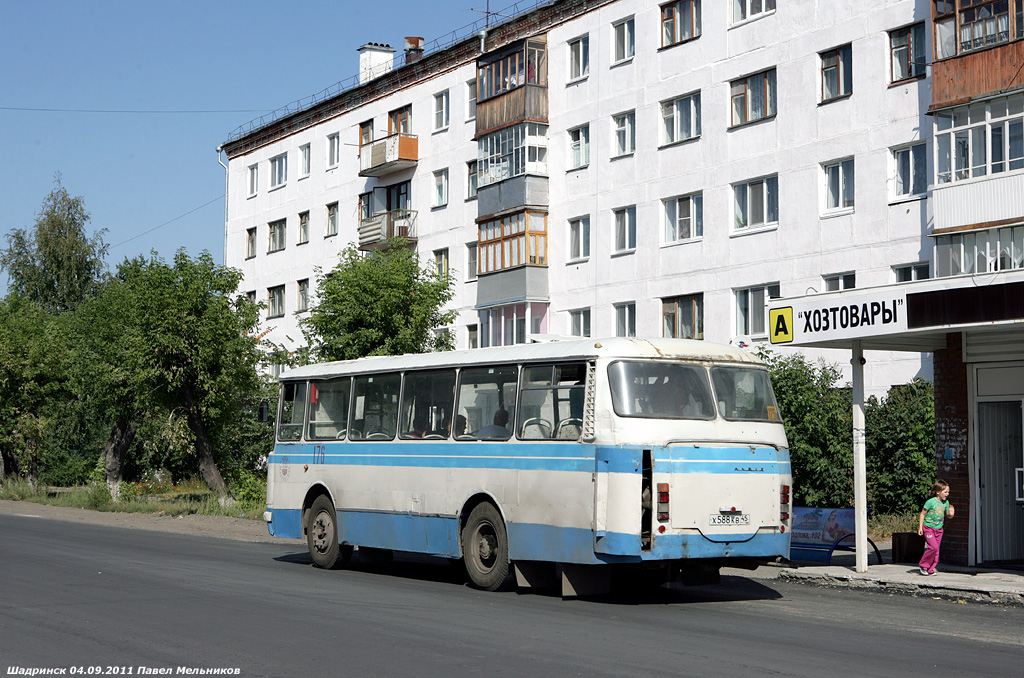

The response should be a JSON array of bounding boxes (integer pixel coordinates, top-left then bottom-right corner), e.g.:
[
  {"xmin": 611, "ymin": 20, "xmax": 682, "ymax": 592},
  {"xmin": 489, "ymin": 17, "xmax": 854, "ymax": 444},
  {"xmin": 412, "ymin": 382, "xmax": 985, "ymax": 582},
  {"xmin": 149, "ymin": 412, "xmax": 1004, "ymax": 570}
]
[{"xmin": 257, "ymin": 401, "xmax": 269, "ymax": 423}]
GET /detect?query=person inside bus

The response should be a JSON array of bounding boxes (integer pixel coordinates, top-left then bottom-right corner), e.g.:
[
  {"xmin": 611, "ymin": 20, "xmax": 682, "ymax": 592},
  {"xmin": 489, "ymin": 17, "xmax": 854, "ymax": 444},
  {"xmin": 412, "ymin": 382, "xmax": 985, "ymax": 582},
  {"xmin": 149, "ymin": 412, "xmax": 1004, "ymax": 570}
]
[
  {"xmin": 476, "ymin": 408, "xmax": 511, "ymax": 439},
  {"xmin": 408, "ymin": 413, "xmax": 430, "ymax": 438}
]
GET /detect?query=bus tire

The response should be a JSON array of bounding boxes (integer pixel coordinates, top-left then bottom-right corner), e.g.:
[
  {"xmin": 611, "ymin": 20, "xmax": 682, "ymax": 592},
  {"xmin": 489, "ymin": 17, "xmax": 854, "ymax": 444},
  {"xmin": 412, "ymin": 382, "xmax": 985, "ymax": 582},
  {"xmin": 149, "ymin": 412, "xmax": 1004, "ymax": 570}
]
[
  {"xmin": 307, "ymin": 495, "xmax": 343, "ymax": 569},
  {"xmin": 462, "ymin": 502, "xmax": 514, "ymax": 591}
]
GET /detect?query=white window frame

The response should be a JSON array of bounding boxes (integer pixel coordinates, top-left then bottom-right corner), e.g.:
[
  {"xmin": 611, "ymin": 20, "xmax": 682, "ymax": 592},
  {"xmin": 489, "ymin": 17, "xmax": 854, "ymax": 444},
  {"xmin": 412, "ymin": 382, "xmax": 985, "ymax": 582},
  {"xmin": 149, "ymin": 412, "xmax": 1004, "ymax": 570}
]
[
  {"xmin": 613, "ymin": 111, "xmax": 636, "ymax": 157},
  {"xmin": 327, "ymin": 133, "xmax": 341, "ymax": 168},
  {"xmin": 300, "ymin": 144, "xmax": 311, "ymax": 178},
  {"xmin": 612, "ymin": 16, "xmax": 635, "ymax": 64},
  {"xmin": 297, "ymin": 279, "xmax": 309, "ymax": 313},
  {"xmin": 467, "ymin": 80, "xmax": 477, "ymax": 121},
  {"xmin": 735, "ymin": 284, "xmax": 780, "ymax": 337},
  {"xmin": 247, "ymin": 164, "xmax": 258, "ymax": 197},
  {"xmin": 822, "ymin": 158, "xmax": 855, "ymax": 214},
  {"xmin": 615, "ymin": 302, "xmax": 636, "ymax": 337},
  {"xmin": 935, "ymin": 226, "xmax": 1024, "ymax": 277},
  {"xmin": 892, "ymin": 142, "xmax": 928, "ymax": 200},
  {"xmin": 661, "ymin": 92, "xmax": 701, "ymax": 146},
  {"xmin": 434, "ymin": 90, "xmax": 450, "ymax": 131},
  {"xmin": 731, "ymin": 69, "xmax": 776, "ymax": 127},
  {"xmin": 569, "ymin": 216, "xmax": 591, "ymax": 261},
  {"xmin": 434, "ymin": 248, "xmax": 449, "ymax": 277},
  {"xmin": 298, "ymin": 211, "xmax": 310, "ymax": 245},
  {"xmin": 664, "ymin": 193, "xmax": 703, "ymax": 243},
  {"xmin": 326, "ymin": 202, "xmax": 338, "ymax": 237},
  {"xmin": 268, "ymin": 218, "xmax": 286, "ymax": 253},
  {"xmin": 569, "ymin": 124, "xmax": 590, "ymax": 169},
  {"xmin": 613, "ymin": 206, "xmax": 636, "ymax": 254},
  {"xmin": 894, "ymin": 262, "xmax": 930, "ymax": 282},
  {"xmin": 824, "ymin": 272, "xmax": 856, "ymax": 292},
  {"xmin": 569, "ymin": 35, "xmax": 590, "ymax": 81},
  {"xmin": 478, "ymin": 123, "xmax": 548, "ymax": 187},
  {"xmin": 661, "ymin": 0, "xmax": 702, "ymax": 47},
  {"xmin": 245, "ymin": 227, "xmax": 256, "ymax": 259},
  {"xmin": 467, "ymin": 160, "xmax": 478, "ymax": 200},
  {"xmin": 433, "ymin": 169, "xmax": 449, "ymax": 207},
  {"xmin": 733, "ymin": 176, "xmax": 779, "ymax": 231},
  {"xmin": 268, "ymin": 285, "xmax": 285, "ymax": 319},
  {"xmin": 820, "ymin": 44, "xmax": 852, "ymax": 102},
  {"xmin": 570, "ymin": 308, "xmax": 591, "ymax": 337},
  {"xmin": 732, "ymin": 0, "xmax": 775, "ymax": 25},
  {"xmin": 935, "ymin": 93, "xmax": 1024, "ymax": 185},
  {"xmin": 466, "ymin": 243, "xmax": 478, "ymax": 281},
  {"xmin": 269, "ymin": 153, "xmax": 287, "ymax": 190}
]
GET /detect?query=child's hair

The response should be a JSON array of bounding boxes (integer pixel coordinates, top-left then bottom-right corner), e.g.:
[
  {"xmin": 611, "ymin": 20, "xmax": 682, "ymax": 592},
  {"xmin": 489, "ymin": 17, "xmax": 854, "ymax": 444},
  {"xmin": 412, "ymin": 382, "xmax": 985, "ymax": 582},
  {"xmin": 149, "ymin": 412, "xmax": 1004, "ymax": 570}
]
[{"xmin": 930, "ymin": 479, "xmax": 949, "ymax": 497}]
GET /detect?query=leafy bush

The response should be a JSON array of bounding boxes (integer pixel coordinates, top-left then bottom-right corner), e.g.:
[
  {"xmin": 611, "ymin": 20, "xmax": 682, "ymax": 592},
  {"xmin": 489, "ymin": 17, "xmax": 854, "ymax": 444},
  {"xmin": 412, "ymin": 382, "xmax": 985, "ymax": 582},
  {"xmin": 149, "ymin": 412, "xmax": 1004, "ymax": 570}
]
[
  {"xmin": 866, "ymin": 378, "xmax": 935, "ymax": 514},
  {"xmin": 37, "ymin": 449, "xmax": 96, "ymax": 487}
]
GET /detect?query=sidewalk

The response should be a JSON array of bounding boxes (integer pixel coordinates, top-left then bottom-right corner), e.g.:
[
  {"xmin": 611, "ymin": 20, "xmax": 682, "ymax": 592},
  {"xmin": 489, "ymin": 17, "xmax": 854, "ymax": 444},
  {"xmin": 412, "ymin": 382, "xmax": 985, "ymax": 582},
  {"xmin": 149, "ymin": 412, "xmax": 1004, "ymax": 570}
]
[{"xmin": 741, "ymin": 541, "xmax": 1024, "ymax": 606}]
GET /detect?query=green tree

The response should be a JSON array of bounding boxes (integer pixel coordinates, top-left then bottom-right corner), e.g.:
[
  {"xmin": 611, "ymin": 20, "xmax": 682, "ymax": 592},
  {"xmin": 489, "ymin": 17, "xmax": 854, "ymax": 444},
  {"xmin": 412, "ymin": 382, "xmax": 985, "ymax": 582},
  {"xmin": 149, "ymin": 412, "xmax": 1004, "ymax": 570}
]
[
  {"xmin": 119, "ymin": 251, "xmax": 264, "ymax": 506},
  {"xmin": 301, "ymin": 240, "xmax": 457, "ymax": 362},
  {"xmin": 865, "ymin": 378, "xmax": 935, "ymax": 513},
  {"xmin": 0, "ymin": 176, "xmax": 109, "ymax": 315}
]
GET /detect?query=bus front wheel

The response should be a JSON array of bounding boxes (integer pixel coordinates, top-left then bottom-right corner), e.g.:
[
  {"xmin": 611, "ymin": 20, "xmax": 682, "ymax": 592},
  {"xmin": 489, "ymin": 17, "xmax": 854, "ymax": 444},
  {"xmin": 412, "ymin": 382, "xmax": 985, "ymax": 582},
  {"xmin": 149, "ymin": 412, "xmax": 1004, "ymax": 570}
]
[
  {"xmin": 462, "ymin": 502, "xmax": 514, "ymax": 591},
  {"xmin": 307, "ymin": 495, "xmax": 351, "ymax": 569}
]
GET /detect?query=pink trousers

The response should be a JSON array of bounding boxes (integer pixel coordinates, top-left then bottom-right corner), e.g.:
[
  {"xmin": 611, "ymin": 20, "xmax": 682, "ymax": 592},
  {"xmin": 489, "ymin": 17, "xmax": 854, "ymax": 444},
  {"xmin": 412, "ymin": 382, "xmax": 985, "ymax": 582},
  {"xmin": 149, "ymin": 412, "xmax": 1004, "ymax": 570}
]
[{"xmin": 919, "ymin": 526, "xmax": 943, "ymax": 572}]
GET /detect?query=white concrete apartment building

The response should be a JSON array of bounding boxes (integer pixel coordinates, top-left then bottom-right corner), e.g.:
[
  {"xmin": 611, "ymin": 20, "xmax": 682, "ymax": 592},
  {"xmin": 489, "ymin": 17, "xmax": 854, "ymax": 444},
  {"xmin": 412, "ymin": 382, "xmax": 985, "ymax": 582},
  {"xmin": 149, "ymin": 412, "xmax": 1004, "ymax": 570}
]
[{"xmin": 220, "ymin": 0, "xmax": 935, "ymax": 395}]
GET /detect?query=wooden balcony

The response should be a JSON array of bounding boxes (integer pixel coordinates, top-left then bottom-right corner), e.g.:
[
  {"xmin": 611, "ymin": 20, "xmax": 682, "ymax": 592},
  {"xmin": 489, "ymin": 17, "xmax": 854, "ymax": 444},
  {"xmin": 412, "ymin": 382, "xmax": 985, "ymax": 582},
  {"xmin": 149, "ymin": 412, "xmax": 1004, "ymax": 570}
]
[
  {"xmin": 359, "ymin": 133, "xmax": 418, "ymax": 177},
  {"xmin": 475, "ymin": 84, "xmax": 548, "ymax": 138},
  {"xmin": 358, "ymin": 209, "xmax": 418, "ymax": 250}
]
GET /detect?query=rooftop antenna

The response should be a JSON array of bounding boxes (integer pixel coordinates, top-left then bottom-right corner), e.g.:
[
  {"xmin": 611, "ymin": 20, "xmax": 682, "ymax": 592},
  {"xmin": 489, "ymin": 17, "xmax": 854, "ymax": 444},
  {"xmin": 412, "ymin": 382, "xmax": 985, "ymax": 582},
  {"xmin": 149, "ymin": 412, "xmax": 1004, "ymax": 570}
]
[{"xmin": 467, "ymin": 1, "xmax": 512, "ymax": 27}]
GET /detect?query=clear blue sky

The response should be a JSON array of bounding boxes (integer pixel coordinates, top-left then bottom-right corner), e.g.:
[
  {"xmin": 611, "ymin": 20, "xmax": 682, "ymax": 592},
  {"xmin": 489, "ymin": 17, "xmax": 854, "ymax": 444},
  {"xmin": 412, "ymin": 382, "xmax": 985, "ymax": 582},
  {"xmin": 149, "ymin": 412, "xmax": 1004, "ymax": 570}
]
[{"xmin": 1, "ymin": 0, "xmax": 501, "ymax": 287}]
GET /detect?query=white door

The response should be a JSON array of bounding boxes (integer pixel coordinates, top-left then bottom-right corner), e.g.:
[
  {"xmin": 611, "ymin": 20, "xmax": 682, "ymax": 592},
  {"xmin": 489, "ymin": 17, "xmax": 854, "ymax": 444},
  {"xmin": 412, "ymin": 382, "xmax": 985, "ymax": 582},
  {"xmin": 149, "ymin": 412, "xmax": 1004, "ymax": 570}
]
[{"xmin": 978, "ymin": 400, "xmax": 1024, "ymax": 563}]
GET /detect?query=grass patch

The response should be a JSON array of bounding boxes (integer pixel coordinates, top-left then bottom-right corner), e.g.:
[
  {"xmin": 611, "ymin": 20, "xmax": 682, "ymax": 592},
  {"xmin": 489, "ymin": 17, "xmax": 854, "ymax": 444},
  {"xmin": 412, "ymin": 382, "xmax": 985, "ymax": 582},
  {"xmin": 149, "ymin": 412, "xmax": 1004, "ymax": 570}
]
[
  {"xmin": 0, "ymin": 478, "xmax": 264, "ymax": 520},
  {"xmin": 868, "ymin": 511, "xmax": 920, "ymax": 541}
]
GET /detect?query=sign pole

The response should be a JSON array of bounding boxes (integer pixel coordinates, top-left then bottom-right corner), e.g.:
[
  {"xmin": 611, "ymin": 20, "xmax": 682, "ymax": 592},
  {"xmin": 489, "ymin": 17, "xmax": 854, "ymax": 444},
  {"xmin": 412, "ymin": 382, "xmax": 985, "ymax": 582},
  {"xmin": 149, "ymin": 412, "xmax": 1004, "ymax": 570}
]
[{"xmin": 852, "ymin": 340, "xmax": 868, "ymax": 572}]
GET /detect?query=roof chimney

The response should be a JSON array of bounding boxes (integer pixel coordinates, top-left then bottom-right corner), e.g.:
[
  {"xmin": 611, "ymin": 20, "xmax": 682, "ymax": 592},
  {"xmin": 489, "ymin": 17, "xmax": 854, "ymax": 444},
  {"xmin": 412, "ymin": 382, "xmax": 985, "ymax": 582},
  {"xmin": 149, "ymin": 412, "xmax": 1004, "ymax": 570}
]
[
  {"xmin": 358, "ymin": 43, "xmax": 395, "ymax": 84},
  {"xmin": 404, "ymin": 36, "xmax": 425, "ymax": 64}
]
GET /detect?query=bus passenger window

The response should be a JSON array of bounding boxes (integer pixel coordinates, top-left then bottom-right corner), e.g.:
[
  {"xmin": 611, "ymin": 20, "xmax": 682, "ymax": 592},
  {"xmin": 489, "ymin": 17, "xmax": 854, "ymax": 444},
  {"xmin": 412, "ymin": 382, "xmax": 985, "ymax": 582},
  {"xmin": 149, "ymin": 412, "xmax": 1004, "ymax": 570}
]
[
  {"xmin": 307, "ymin": 378, "xmax": 351, "ymax": 440},
  {"xmin": 399, "ymin": 369, "xmax": 457, "ymax": 440},
  {"xmin": 351, "ymin": 373, "xmax": 401, "ymax": 440},
  {"xmin": 456, "ymin": 365, "xmax": 517, "ymax": 440},
  {"xmin": 518, "ymin": 362, "xmax": 586, "ymax": 440}
]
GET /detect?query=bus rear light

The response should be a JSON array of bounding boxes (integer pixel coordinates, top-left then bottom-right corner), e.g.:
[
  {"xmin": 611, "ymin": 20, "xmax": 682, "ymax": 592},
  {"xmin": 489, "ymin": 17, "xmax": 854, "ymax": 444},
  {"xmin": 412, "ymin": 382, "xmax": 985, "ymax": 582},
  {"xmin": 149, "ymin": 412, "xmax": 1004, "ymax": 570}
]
[
  {"xmin": 657, "ymin": 483, "xmax": 669, "ymax": 522},
  {"xmin": 780, "ymin": 512, "xmax": 790, "ymax": 521}
]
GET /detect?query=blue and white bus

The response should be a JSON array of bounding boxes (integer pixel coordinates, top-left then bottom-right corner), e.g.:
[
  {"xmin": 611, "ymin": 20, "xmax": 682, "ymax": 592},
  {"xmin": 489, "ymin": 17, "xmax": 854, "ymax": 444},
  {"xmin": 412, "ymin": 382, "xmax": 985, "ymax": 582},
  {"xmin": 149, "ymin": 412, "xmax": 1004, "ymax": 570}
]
[{"xmin": 265, "ymin": 337, "xmax": 791, "ymax": 595}]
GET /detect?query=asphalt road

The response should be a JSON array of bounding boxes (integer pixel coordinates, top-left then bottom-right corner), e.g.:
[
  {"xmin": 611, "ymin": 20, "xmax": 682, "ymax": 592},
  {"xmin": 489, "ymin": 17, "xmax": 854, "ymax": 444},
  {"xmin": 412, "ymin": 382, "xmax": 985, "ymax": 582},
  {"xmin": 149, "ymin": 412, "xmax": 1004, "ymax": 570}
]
[{"xmin": 1, "ymin": 512, "xmax": 1021, "ymax": 678}]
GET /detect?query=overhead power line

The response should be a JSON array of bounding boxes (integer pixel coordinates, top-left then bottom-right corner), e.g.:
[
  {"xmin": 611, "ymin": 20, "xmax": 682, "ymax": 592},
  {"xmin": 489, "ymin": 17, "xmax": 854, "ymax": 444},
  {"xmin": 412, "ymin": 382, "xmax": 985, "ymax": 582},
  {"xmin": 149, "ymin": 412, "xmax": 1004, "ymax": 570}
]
[{"xmin": 110, "ymin": 196, "xmax": 224, "ymax": 250}]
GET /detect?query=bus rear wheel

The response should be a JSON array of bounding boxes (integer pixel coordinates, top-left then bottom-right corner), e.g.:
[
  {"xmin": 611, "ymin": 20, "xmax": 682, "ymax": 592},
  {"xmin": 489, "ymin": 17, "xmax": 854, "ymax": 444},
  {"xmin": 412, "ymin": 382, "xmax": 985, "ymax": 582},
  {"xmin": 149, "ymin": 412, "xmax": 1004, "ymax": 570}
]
[
  {"xmin": 462, "ymin": 502, "xmax": 514, "ymax": 591},
  {"xmin": 307, "ymin": 495, "xmax": 351, "ymax": 569}
]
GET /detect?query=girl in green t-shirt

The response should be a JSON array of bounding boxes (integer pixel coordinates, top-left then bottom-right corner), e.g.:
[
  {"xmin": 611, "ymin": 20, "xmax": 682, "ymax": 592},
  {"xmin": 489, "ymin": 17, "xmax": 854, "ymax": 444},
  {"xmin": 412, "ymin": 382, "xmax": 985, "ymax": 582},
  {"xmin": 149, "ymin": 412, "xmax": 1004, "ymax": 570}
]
[{"xmin": 917, "ymin": 480, "xmax": 953, "ymax": 575}]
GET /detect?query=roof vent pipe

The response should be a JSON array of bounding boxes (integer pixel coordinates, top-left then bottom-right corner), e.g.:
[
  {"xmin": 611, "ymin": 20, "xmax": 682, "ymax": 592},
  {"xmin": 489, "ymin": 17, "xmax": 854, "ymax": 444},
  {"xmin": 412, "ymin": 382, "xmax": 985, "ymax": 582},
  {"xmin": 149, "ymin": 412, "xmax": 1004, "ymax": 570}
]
[{"xmin": 404, "ymin": 36, "xmax": 424, "ymax": 64}]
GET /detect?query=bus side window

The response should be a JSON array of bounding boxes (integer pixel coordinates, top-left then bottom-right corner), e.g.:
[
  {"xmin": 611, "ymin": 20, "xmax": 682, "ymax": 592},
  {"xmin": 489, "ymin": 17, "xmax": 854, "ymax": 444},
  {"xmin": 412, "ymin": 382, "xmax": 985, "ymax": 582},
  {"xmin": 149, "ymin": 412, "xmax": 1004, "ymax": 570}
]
[
  {"xmin": 400, "ymin": 369, "xmax": 457, "ymax": 440},
  {"xmin": 517, "ymin": 362, "xmax": 585, "ymax": 440},
  {"xmin": 278, "ymin": 381, "xmax": 306, "ymax": 441},
  {"xmin": 351, "ymin": 373, "xmax": 401, "ymax": 440},
  {"xmin": 456, "ymin": 365, "xmax": 518, "ymax": 440},
  {"xmin": 307, "ymin": 377, "xmax": 351, "ymax": 440}
]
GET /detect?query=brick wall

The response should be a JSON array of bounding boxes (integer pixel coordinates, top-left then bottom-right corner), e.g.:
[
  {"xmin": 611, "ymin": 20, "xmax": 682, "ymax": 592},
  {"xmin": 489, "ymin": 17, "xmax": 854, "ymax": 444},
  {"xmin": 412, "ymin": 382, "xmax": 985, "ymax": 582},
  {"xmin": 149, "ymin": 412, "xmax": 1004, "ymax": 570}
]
[{"xmin": 933, "ymin": 332, "xmax": 970, "ymax": 565}]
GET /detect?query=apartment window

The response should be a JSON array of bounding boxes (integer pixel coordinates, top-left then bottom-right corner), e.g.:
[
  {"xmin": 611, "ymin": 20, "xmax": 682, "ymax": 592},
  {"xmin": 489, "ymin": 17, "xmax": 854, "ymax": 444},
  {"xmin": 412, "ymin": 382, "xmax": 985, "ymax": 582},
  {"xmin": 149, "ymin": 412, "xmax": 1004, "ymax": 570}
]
[
  {"xmin": 245, "ymin": 227, "xmax": 256, "ymax": 259},
  {"xmin": 433, "ymin": 169, "xmax": 449, "ymax": 207},
  {"xmin": 661, "ymin": 92, "xmax": 701, "ymax": 145},
  {"xmin": 935, "ymin": 226, "xmax": 1024, "ymax": 276},
  {"xmin": 478, "ymin": 123, "xmax": 548, "ymax": 187},
  {"xmin": 570, "ymin": 308, "xmax": 591, "ymax": 337},
  {"xmin": 467, "ymin": 80, "xmax": 477, "ymax": 120},
  {"xmin": 615, "ymin": 302, "xmax": 636, "ymax": 337},
  {"xmin": 731, "ymin": 70, "xmax": 776, "ymax": 127},
  {"xmin": 467, "ymin": 324, "xmax": 479, "ymax": 349},
  {"xmin": 735, "ymin": 284, "xmax": 780, "ymax": 337},
  {"xmin": 663, "ymin": 294, "xmax": 703, "ymax": 339},
  {"xmin": 268, "ymin": 285, "xmax": 285, "ymax": 319},
  {"xmin": 358, "ymin": 121, "xmax": 373, "ymax": 150},
  {"xmin": 300, "ymin": 144, "xmax": 311, "ymax": 178},
  {"xmin": 890, "ymin": 23, "xmax": 926, "ymax": 82},
  {"xmin": 613, "ymin": 17, "xmax": 635, "ymax": 63},
  {"xmin": 434, "ymin": 248, "xmax": 449, "ymax": 277},
  {"xmin": 326, "ymin": 202, "xmax": 338, "ymax": 237},
  {"xmin": 569, "ymin": 216, "xmax": 591, "ymax": 261},
  {"xmin": 823, "ymin": 158, "xmax": 855, "ymax": 213},
  {"xmin": 478, "ymin": 211, "xmax": 547, "ymax": 274},
  {"xmin": 824, "ymin": 272, "xmax": 856, "ymax": 291},
  {"xmin": 892, "ymin": 143, "xmax": 927, "ymax": 198},
  {"xmin": 327, "ymin": 134, "xmax": 341, "ymax": 168},
  {"xmin": 569, "ymin": 35, "xmax": 589, "ymax": 80},
  {"xmin": 434, "ymin": 90, "xmax": 450, "ymax": 131},
  {"xmin": 388, "ymin": 105, "xmax": 411, "ymax": 134},
  {"xmin": 661, "ymin": 0, "xmax": 701, "ymax": 46},
  {"xmin": 935, "ymin": 93, "xmax": 1024, "ymax": 184},
  {"xmin": 613, "ymin": 111, "xmax": 635, "ymax": 157},
  {"xmin": 733, "ymin": 176, "xmax": 779, "ymax": 230},
  {"xmin": 569, "ymin": 125, "xmax": 590, "ymax": 169},
  {"xmin": 821, "ymin": 44, "xmax": 852, "ymax": 102},
  {"xmin": 246, "ymin": 290, "xmax": 256, "ymax": 304},
  {"xmin": 960, "ymin": 0, "xmax": 1011, "ymax": 53},
  {"xmin": 268, "ymin": 219, "xmax": 286, "ymax": 253},
  {"xmin": 359, "ymin": 192, "xmax": 373, "ymax": 224},
  {"xmin": 467, "ymin": 160, "xmax": 478, "ymax": 199},
  {"xmin": 298, "ymin": 211, "xmax": 310, "ymax": 245},
  {"xmin": 613, "ymin": 206, "xmax": 636, "ymax": 253},
  {"xmin": 935, "ymin": 2, "xmax": 957, "ymax": 59},
  {"xmin": 297, "ymin": 279, "xmax": 309, "ymax": 313},
  {"xmin": 270, "ymin": 153, "xmax": 287, "ymax": 189},
  {"xmin": 466, "ymin": 243, "xmax": 478, "ymax": 281},
  {"xmin": 247, "ymin": 164, "xmax": 258, "ymax": 197},
  {"xmin": 733, "ymin": 0, "xmax": 775, "ymax": 24},
  {"xmin": 894, "ymin": 263, "xmax": 930, "ymax": 282},
  {"xmin": 664, "ymin": 193, "xmax": 703, "ymax": 242}
]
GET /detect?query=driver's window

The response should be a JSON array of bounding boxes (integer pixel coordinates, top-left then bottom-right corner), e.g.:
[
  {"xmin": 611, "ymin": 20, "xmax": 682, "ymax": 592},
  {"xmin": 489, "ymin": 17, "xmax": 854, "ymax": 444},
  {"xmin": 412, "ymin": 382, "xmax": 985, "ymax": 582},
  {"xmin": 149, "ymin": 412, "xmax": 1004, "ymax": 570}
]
[
  {"xmin": 517, "ymin": 362, "xmax": 586, "ymax": 440},
  {"xmin": 351, "ymin": 373, "xmax": 400, "ymax": 440}
]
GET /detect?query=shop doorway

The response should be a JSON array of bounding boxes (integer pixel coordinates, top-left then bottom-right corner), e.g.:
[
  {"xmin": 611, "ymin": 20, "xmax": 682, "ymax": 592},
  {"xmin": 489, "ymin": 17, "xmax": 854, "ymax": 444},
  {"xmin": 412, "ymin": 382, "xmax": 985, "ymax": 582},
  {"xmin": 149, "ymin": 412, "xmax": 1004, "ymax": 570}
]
[{"xmin": 977, "ymin": 399, "xmax": 1024, "ymax": 564}]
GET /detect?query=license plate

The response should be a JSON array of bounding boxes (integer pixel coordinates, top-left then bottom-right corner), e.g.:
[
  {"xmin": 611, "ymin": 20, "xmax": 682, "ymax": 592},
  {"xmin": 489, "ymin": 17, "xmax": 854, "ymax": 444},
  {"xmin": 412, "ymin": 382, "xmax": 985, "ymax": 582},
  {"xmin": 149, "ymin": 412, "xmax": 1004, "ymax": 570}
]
[{"xmin": 709, "ymin": 513, "xmax": 750, "ymax": 525}]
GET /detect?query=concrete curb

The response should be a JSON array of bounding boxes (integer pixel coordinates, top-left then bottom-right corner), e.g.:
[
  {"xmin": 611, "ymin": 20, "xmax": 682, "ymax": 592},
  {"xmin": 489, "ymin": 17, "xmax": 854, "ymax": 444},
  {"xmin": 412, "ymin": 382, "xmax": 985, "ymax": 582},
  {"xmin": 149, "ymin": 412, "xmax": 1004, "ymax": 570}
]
[{"xmin": 779, "ymin": 567, "xmax": 1024, "ymax": 606}]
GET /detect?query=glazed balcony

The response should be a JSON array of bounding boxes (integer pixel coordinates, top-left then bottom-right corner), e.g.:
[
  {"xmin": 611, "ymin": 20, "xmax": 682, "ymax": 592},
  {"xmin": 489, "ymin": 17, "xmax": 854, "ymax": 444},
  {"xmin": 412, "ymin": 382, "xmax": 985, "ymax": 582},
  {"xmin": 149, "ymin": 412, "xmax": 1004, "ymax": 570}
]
[{"xmin": 359, "ymin": 133, "xmax": 418, "ymax": 177}]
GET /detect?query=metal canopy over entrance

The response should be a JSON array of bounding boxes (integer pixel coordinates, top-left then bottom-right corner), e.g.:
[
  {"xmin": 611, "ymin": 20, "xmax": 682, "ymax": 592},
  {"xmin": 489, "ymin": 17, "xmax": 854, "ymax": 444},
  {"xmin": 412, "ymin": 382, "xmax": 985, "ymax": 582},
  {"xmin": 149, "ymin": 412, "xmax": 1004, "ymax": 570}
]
[{"xmin": 768, "ymin": 270, "xmax": 1024, "ymax": 571}]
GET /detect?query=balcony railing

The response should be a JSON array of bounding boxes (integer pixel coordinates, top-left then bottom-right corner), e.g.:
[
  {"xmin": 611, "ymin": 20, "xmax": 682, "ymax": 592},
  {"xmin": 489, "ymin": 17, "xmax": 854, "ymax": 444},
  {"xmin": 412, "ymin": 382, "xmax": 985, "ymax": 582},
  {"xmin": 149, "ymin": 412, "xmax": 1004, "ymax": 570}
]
[
  {"xmin": 930, "ymin": 172, "xmax": 1024, "ymax": 231},
  {"xmin": 358, "ymin": 209, "xmax": 418, "ymax": 250},
  {"xmin": 359, "ymin": 133, "xmax": 418, "ymax": 177}
]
